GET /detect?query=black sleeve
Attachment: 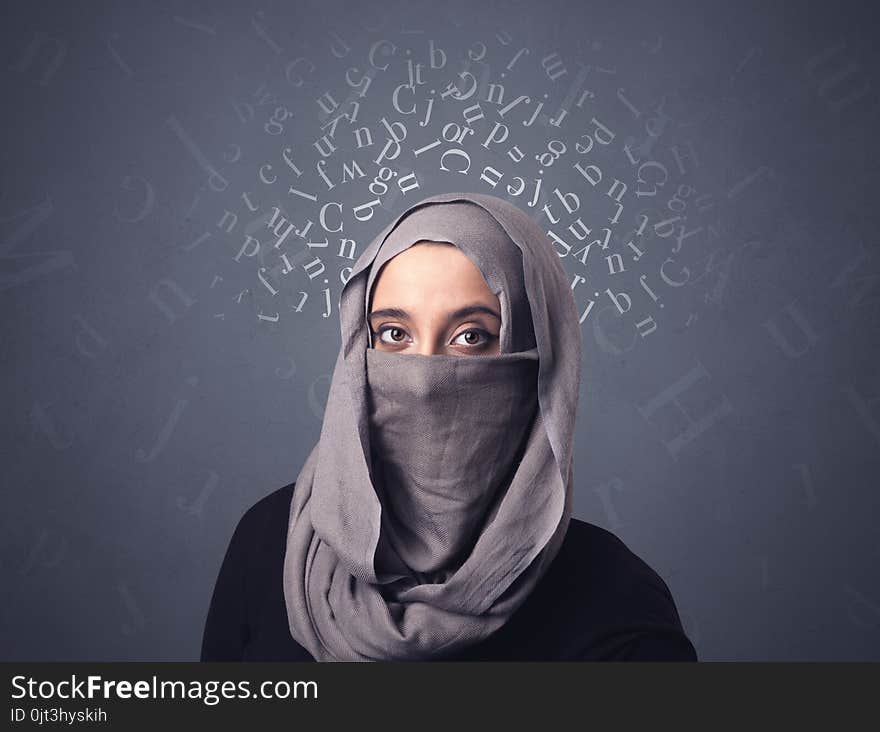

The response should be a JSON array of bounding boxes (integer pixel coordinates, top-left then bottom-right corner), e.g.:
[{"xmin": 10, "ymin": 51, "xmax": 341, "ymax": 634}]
[
  {"xmin": 604, "ymin": 630, "xmax": 698, "ymax": 661},
  {"xmin": 200, "ymin": 508, "xmax": 253, "ymax": 661},
  {"xmin": 570, "ymin": 524, "xmax": 699, "ymax": 662},
  {"xmin": 612, "ymin": 575, "xmax": 699, "ymax": 661},
  {"xmin": 599, "ymin": 577, "xmax": 698, "ymax": 662}
]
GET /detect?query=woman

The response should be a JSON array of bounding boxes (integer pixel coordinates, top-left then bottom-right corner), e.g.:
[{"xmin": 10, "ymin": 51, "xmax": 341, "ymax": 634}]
[{"xmin": 201, "ymin": 192, "xmax": 697, "ymax": 662}]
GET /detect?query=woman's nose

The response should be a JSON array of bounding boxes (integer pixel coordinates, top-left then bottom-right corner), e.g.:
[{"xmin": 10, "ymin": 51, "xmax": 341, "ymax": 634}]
[
  {"xmin": 416, "ymin": 333, "xmax": 444, "ymax": 356},
  {"xmin": 417, "ymin": 343, "xmax": 441, "ymax": 356}
]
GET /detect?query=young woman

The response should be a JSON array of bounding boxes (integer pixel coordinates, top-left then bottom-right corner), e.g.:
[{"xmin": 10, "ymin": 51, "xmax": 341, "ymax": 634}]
[{"xmin": 201, "ymin": 192, "xmax": 697, "ymax": 662}]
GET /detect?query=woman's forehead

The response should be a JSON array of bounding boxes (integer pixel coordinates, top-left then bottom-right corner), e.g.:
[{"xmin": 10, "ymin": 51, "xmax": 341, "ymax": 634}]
[{"xmin": 369, "ymin": 242, "xmax": 499, "ymax": 310}]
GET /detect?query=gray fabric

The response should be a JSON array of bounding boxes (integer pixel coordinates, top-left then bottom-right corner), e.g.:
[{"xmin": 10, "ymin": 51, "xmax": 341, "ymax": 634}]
[
  {"xmin": 367, "ymin": 346, "xmax": 540, "ymax": 583},
  {"xmin": 282, "ymin": 192, "xmax": 582, "ymax": 661}
]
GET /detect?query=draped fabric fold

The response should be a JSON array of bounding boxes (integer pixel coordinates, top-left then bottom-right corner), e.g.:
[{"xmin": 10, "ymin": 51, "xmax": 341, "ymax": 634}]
[{"xmin": 282, "ymin": 192, "xmax": 582, "ymax": 661}]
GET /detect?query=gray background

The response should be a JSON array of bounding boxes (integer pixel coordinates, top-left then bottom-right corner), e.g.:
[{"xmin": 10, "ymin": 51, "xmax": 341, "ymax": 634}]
[{"xmin": 2, "ymin": 0, "xmax": 878, "ymax": 661}]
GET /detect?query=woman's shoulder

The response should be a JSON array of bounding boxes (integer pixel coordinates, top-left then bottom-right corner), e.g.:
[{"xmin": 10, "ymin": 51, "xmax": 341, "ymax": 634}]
[
  {"xmin": 536, "ymin": 517, "xmax": 696, "ymax": 659},
  {"xmin": 554, "ymin": 518, "xmax": 683, "ymax": 616},
  {"xmin": 562, "ymin": 518, "xmax": 678, "ymax": 597},
  {"xmin": 218, "ymin": 482, "xmax": 297, "ymax": 573},
  {"xmin": 245, "ymin": 481, "xmax": 296, "ymax": 516},
  {"xmin": 231, "ymin": 481, "xmax": 296, "ymax": 542},
  {"xmin": 201, "ymin": 481, "xmax": 302, "ymax": 661},
  {"xmin": 246, "ymin": 480, "xmax": 296, "ymax": 518}
]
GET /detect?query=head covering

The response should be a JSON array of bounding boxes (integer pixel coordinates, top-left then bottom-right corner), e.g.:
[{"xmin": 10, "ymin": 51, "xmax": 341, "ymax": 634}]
[{"xmin": 283, "ymin": 192, "xmax": 582, "ymax": 661}]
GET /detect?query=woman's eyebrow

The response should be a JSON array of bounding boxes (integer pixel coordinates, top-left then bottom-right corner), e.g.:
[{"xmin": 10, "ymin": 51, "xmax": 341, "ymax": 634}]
[{"xmin": 368, "ymin": 304, "xmax": 502, "ymax": 323}]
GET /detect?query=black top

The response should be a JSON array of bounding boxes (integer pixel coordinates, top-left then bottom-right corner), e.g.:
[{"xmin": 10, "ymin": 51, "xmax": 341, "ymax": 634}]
[{"xmin": 201, "ymin": 482, "xmax": 698, "ymax": 661}]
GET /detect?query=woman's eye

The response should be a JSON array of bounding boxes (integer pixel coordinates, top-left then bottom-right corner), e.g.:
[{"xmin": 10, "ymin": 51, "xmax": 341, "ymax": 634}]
[
  {"xmin": 373, "ymin": 326, "xmax": 496, "ymax": 350},
  {"xmin": 377, "ymin": 326, "xmax": 408, "ymax": 344},
  {"xmin": 452, "ymin": 329, "xmax": 492, "ymax": 347}
]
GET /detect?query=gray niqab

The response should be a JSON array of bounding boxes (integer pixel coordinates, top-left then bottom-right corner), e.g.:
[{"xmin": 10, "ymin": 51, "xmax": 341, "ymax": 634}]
[{"xmin": 283, "ymin": 192, "xmax": 582, "ymax": 661}]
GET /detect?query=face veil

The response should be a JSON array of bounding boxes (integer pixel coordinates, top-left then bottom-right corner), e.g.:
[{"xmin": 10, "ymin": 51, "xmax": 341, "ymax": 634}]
[{"xmin": 282, "ymin": 192, "xmax": 582, "ymax": 661}]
